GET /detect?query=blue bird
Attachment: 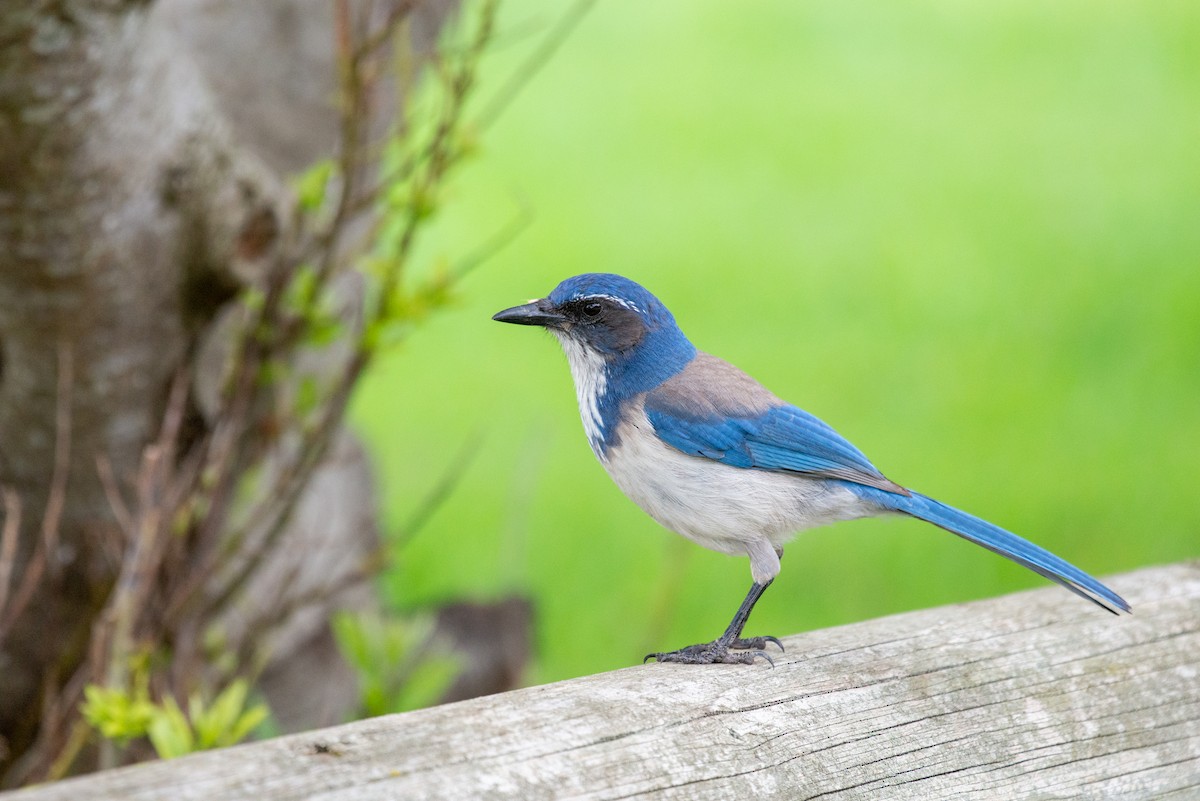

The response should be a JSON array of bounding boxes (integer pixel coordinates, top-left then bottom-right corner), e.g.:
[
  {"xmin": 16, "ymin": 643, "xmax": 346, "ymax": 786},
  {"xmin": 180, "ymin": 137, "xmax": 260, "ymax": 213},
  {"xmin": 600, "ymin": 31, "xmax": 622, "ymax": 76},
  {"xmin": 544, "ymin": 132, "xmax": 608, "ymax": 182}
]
[{"xmin": 493, "ymin": 274, "xmax": 1129, "ymax": 665}]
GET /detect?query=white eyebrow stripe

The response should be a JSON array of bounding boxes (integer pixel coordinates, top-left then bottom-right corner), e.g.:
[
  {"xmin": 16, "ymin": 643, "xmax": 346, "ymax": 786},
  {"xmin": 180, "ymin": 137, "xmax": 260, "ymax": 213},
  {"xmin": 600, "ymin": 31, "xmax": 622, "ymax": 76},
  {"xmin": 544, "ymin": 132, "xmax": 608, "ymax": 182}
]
[{"xmin": 578, "ymin": 293, "xmax": 641, "ymax": 313}]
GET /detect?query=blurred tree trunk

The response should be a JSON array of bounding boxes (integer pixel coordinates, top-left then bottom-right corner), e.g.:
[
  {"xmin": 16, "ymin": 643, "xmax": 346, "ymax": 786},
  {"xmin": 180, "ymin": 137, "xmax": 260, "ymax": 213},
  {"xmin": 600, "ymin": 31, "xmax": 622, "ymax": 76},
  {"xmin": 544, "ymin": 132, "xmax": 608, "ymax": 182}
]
[{"xmin": 0, "ymin": 0, "xmax": 457, "ymax": 781}]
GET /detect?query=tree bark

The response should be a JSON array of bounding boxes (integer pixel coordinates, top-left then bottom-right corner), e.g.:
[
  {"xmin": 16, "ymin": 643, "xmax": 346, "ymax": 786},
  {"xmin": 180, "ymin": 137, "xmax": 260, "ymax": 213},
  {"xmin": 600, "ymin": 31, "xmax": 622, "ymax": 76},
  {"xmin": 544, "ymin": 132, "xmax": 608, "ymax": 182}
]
[{"xmin": 0, "ymin": 0, "xmax": 452, "ymax": 777}]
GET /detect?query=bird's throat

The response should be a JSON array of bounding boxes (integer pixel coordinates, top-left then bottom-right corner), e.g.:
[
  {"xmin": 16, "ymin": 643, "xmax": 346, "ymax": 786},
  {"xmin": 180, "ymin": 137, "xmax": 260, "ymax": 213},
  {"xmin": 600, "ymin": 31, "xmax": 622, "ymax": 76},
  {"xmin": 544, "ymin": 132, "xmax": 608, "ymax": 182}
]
[{"xmin": 552, "ymin": 331, "xmax": 609, "ymax": 456}]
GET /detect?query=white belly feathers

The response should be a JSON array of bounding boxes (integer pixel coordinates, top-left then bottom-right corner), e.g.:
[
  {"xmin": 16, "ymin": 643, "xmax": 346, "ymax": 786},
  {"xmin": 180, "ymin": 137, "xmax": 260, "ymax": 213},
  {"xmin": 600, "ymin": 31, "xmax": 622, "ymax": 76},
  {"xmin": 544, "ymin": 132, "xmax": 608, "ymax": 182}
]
[{"xmin": 600, "ymin": 400, "xmax": 868, "ymax": 561}]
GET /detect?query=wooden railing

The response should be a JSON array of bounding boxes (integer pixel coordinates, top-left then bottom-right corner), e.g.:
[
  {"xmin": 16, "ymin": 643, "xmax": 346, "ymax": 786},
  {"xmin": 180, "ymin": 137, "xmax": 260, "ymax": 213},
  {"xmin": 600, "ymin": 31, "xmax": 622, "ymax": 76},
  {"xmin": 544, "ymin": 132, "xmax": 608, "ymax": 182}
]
[{"xmin": 7, "ymin": 562, "xmax": 1199, "ymax": 800}]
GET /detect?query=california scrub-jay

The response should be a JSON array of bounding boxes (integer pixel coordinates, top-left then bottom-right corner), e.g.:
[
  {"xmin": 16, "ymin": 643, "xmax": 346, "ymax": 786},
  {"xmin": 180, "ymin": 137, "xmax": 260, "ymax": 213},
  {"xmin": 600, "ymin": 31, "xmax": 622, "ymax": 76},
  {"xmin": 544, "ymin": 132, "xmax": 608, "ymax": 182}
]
[{"xmin": 494, "ymin": 273, "xmax": 1129, "ymax": 665}]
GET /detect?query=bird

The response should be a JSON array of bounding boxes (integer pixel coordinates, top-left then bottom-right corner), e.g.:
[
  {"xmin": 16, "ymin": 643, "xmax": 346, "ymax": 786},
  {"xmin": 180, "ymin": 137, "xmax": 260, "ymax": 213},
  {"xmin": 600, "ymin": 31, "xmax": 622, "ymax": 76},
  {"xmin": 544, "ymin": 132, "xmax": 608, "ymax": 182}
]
[{"xmin": 493, "ymin": 273, "xmax": 1130, "ymax": 665}]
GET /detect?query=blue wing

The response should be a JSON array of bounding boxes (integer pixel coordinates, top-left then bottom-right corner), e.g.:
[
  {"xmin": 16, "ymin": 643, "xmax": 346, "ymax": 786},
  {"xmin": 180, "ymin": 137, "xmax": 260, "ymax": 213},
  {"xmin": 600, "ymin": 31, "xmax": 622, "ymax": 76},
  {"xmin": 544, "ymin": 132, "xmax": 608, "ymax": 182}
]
[{"xmin": 642, "ymin": 360, "xmax": 907, "ymax": 494}]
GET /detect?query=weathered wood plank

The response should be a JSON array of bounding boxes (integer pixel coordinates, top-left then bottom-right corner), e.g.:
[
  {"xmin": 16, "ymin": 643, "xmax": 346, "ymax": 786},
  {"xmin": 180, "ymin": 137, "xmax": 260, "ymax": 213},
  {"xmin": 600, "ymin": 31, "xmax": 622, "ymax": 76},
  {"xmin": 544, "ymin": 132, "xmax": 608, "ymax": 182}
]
[{"xmin": 8, "ymin": 563, "xmax": 1199, "ymax": 800}]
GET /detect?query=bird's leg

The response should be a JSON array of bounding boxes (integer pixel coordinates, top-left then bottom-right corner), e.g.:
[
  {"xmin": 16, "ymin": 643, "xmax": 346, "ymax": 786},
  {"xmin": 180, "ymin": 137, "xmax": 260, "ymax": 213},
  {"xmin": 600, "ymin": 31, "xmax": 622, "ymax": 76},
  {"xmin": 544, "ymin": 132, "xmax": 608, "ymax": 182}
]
[{"xmin": 645, "ymin": 579, "xmax": 783, "ymax": 666}]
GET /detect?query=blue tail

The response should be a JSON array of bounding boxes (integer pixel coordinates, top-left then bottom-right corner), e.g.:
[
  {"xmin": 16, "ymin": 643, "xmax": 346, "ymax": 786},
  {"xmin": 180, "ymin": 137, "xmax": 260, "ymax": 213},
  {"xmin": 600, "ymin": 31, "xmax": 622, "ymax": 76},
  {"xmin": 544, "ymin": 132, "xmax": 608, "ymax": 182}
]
[{"xmin": 852, "ymin": 487, "xmax": 1130, "ymax": 614}]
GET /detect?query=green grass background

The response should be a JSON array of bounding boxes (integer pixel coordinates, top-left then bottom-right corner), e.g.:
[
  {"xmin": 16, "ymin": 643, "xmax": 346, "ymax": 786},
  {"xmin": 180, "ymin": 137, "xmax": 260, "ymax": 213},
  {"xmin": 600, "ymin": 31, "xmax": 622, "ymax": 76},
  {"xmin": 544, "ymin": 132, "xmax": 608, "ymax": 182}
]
[{"xmin": 352, "ymin": 0, "xmax": 1200, "ymax": 684}]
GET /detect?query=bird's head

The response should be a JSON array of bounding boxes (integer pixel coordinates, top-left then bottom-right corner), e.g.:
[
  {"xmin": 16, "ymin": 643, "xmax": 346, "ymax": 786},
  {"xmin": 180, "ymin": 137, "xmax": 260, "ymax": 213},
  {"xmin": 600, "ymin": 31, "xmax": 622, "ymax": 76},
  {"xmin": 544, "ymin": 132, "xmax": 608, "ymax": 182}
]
[
  {"xmin": 492, "ymin": 273, "xmax": 683, "ymax": 356},
  {"xmin": 494, "ymin": 274, "xmax": 697, "ymax": 450}
]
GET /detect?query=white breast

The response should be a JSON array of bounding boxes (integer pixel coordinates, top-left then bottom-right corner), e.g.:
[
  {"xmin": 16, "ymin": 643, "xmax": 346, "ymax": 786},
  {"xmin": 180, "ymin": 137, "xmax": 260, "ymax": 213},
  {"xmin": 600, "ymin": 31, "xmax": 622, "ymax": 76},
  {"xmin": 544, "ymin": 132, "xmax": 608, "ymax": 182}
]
[{"xmin": 601, "ymin": 400, "xmax": 870, "ymax": 580}]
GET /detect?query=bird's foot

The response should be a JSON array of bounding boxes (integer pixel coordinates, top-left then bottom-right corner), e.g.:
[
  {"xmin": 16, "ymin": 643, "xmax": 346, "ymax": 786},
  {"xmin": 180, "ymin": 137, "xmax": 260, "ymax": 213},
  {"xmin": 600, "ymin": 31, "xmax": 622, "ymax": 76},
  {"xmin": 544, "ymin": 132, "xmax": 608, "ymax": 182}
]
[{"xmin": 644, "ymin": 636, "xmax": 783, "ymax": 666}]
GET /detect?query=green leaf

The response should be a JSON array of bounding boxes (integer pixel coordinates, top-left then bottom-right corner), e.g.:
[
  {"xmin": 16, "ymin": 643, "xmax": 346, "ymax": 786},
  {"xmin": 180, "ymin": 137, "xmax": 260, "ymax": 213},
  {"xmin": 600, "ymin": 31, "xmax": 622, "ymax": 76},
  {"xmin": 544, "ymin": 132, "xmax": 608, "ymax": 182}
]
[
  {"xmin": 187, "ymin": 692, "xmax": 206, "ymax": 732},
  {"xmin": 147, "ymin": 697, "xmax": 194, "ymax": 760},
  {"xmin": 362, "ymin": 317, "xmax": 412, "ymax": 353},
  {"xmin": 331, "ymin": 612, "xmax": 371, "ymax": 671},
  {"xmin": 294, "ymin": 375, "xmax": 321, "ymax": 418},
  {"xmin": 81, "ymin": 684, "xmax": 156, "ymax": 743},
  {"xmin": 294, "ymin": 159, "xmax": 336, "ymax": 212},
  {"xmin": 257, "ymin": 358, "xmax": 285, "ymax": 387},
  {"xmin": 304, "ymin": 311, "xmax": 344, "ymax": 348},
  {"xmin": 198, "ymin": 680, "xmax": 250, "ymax": 748},
  {"xmin": 393, "ymin": 655, "xmax": 458, "ymax": 714},
  {"xmin": 240, "ymin": 286, "xmax": 266, "ymax": 314},
  {"xmin": 454, "ymin": 123, "xmax": 482, "ymax": 162},
  {"xmin": 284, "ymin": 263, "xmax": 320, "ymax": 314},
  {"xmin": 143, "ymin": 681, "xmax": 269, "ymax": 757},
  {"xmin": 332, "ymin": 611, "xmax": 459, "ymax": 717},
  {"xmin": 224, "ymin": 703, "xmax": 270, "ymax": 747}
]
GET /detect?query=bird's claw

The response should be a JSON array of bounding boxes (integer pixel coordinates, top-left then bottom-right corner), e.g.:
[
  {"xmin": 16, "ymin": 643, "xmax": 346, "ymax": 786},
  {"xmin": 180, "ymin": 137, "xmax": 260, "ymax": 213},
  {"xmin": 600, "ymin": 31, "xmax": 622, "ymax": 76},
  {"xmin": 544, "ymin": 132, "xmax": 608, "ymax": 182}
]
[
  {"xmin": 732, "ymin": 635, "xmax": 784, "ymax": 653},
  {"xmin": 644, "ymin": 636, "xmax": 780, "ymax": 666}
]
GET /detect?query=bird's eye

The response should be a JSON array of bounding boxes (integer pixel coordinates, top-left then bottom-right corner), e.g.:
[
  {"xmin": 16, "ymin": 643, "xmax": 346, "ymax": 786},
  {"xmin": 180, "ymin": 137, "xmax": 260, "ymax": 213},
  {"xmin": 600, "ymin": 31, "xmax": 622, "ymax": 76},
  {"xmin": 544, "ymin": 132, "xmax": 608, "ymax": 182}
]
[{"xmin": 582, "ymin": 301, "xmax": 603, "ymax": 318}]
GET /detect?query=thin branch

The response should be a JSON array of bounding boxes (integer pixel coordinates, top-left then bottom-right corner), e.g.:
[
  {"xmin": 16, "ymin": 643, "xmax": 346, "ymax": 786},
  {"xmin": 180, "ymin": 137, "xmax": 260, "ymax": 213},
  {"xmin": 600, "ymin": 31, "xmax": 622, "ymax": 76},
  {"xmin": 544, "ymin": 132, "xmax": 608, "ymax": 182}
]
[
  {"xmin": 167, "ymin": 304, "xmax": 279, "ymax": 621},
  {"xmin": 371, "ymin": 2, "xmax": 496, "ymax": 325},
  {"xmin": 394, "ymin": 431, "xmax": 484, "ymax": 551},
  {"xmin": 209, "ymin": 4, "xmax": 505, "ymax": 624},
  {"xmin": 0, "ymin": 487, "xmax": 21, "ymax": 624},
  {"xmin": 198, "ymin": 2, "xmax": 502, "ymax": 629},
  {"xmin": 227, "ymin": 543, "xmax": 391, "ymax": 685},
  {"xmin": 45, "ymin": 721, "xmax": 90, "ymax": 782},
  {"xmin": 351, "ymin": 0, "xmax": 418, "ymax": 65},
  {"xmin": 12, "ymin": 652, "xmax": 97, "ymax": 786},
  {"xmin": 41, "ymin": 341, "xmax": 73, "ymax": 578},
  {"xmin": 451, "ymin": 196, "xmax": 532, "ymax": 281},
  {"xmin": 197, "ymin": 349, "xmax": 369, "ymax": 623},
  {"xmin": 100, "ymin": 369, "xmax": 192, "ymax": 693},
  {"xmin": 475, "ymin": 0, "xmax": 596, "ymax": 131},
  {"xmin": 95, "ymin": 454, "xmax": 133, "ymax": 540},
  {"xmin": 227, "ymin": 430, "xmax": 488, "ymax": 674},
  {"xmin": 310, "ymin": 0, "xmax": 418, "ymax": 294},
  {"xmin": 0, "ymin": 342, "xmax": 75, "ymax": 641},
  {"xmin": 0, "ymin": 548, "xmax": 43, "ymax": 643},
  {"xmin": 333, "ymin": 0, "xmax": 352, "ymax": 67}
]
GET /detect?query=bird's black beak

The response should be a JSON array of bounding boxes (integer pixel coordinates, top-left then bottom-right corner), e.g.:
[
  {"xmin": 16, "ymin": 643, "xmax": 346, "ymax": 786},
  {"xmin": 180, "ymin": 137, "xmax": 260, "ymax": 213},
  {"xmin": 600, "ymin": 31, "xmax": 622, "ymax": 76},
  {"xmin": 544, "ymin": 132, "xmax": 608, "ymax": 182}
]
[{"xmin": 492, "ymin": 300, "xmax": 564, "ymax": 328}]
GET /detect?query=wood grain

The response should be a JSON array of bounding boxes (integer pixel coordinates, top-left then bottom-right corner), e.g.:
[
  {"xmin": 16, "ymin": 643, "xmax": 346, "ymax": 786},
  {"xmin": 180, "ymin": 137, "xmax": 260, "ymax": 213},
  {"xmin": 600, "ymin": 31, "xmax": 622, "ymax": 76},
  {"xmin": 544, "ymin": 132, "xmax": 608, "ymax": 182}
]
[{"xmin": 8, "ymin": 562, "xmax": 1198, "ymax": 800}]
